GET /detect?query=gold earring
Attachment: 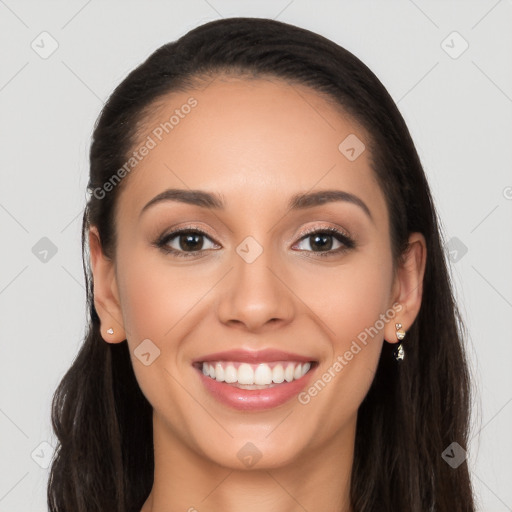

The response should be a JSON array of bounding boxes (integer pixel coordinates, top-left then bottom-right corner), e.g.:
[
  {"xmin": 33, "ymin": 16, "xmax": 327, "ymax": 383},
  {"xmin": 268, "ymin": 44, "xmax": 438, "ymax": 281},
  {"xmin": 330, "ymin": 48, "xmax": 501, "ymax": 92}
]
[{"xmin": 393, "ymin": 323, "xmax": 406, "ymax": 361}]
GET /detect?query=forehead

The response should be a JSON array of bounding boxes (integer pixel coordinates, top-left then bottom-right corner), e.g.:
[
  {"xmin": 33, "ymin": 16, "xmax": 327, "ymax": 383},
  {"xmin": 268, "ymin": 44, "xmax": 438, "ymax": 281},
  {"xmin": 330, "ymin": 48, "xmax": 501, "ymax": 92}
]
[{"xmin": 117, "ymin": 76, "xmax": 385, "ymax": 221}]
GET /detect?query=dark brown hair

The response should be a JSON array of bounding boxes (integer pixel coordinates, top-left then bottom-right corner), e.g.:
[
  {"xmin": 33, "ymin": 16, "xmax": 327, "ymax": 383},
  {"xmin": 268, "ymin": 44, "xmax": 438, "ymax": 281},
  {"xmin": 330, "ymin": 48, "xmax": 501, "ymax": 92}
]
[{"xmin": 48, "ymin": 17, "xmax": 475, "ymax": 511}]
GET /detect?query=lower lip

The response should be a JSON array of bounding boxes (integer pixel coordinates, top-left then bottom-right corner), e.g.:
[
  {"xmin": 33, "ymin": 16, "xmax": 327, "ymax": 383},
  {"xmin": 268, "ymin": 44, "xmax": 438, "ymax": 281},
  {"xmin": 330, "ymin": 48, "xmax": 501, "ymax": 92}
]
[{"xmin": 195, "ymin": 365, "xmax": 316, "ymax": 411}]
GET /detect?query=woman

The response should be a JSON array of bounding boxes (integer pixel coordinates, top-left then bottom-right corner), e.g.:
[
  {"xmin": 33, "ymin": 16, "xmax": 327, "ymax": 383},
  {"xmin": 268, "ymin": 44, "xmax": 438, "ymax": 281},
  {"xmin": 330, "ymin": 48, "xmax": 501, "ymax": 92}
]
[{"xmin": 47, "ymin": 17, "xmax": 475, "ymax": 512}]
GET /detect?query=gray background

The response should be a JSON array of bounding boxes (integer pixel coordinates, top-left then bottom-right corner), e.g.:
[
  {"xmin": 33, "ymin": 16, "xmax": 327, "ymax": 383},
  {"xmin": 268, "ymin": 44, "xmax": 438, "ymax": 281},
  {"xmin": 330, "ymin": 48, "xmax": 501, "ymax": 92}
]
[{"xmin": 1, "ymin": 1, "xmax": 511, "ymax": 510}]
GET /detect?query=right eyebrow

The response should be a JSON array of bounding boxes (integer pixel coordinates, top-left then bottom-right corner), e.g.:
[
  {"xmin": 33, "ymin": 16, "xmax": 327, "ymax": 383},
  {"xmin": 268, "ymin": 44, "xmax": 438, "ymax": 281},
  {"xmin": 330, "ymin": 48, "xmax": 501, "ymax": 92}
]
[{"xmin": 139, "ymin": 189, "xmax": 224, "ymax": 219}]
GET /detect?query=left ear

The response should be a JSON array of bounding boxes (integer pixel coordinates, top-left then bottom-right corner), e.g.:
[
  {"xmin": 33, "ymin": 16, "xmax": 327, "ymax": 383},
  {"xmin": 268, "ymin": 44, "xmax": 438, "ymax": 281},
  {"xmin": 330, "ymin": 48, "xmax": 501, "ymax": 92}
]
[{"xmin": 384, "ymin": 232, "xmax": 427, "ymax": 343}]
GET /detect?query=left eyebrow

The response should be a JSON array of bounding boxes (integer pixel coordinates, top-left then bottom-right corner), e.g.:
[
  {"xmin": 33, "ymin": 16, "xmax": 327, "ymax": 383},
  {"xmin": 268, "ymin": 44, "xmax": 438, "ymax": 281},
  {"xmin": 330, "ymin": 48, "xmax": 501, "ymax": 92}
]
[{"xmin": 288, "ymin": 189, "xmax": 373, "ymax": 222}]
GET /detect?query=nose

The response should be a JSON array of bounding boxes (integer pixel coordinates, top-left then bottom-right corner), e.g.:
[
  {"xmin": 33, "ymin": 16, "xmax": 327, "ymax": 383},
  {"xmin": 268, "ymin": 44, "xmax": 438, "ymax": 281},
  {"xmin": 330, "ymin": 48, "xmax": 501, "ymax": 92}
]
[{"xmin": 215, "ymin": 244, "xmax": 295, "ymax": 333}]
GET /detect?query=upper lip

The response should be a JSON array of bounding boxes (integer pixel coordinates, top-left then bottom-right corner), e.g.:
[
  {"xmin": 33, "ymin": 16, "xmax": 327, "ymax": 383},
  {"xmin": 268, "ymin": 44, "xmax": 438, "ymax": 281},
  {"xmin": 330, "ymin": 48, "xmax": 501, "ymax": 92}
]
[{"xmin": 192, "ymin": 348, "xmax": 316, "ymax": 364}]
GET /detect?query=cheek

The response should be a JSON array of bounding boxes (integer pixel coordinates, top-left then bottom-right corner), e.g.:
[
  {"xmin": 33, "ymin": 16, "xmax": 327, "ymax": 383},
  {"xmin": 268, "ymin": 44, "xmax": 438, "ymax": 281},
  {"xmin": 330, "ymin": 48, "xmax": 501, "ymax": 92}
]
[
  {"xmin": 117, "ymin": 249, "xmax": 210, "ymax": 342},
  {"xmin": 291, "ymin": 252, "xmax": 393, "ymax": 410},
  {"xmin": 292, "ymin": 256, "xmax": 394, "ymax": 346},
  {"xmin": 114, "ymin": 248, "xmax": 197, "ymax": 369},
  {"xmin": 114, "ymin": 250, "xmax": 211, "ymax": 415}
]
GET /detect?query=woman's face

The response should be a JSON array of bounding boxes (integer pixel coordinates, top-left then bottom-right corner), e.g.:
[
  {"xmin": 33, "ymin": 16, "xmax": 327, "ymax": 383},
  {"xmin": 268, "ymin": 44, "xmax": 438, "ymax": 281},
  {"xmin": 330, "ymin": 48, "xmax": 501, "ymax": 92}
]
[{"xmin": 91, "ymin": 76, "xmax": 420, "ymax": 471}]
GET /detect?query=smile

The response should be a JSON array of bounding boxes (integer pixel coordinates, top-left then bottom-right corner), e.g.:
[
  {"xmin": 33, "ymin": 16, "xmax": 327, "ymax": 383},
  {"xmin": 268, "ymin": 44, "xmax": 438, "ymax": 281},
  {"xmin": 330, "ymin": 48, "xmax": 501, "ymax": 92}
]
[
  {"xmin": 192, "ymin": 349, "xmax": 318, "ymax": 410},
  {"xmin": 199, "ymin": 360, "xmax": 312, "ymax": 388}
]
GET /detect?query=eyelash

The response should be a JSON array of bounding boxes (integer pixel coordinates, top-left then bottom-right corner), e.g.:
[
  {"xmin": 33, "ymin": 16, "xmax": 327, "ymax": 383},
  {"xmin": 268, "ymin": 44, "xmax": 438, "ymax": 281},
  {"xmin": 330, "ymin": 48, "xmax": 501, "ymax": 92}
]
[{"xmin": 154, "ymin": 225, "xmax": 356, "ymax": 259}]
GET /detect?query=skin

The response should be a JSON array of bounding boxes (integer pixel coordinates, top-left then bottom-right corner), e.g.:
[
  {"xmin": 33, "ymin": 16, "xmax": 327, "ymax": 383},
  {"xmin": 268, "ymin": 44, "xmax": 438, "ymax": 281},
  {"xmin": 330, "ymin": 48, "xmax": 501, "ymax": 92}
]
[{"xmin": 89, "ymin": 76, "xmax": 426, "ymax": 512}]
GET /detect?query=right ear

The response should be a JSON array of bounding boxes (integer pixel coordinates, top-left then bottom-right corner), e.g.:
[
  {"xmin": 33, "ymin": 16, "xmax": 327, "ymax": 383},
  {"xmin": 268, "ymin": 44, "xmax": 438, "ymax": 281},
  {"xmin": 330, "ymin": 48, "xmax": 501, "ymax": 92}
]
[{"xmin": 88, "ymin": 226, "xmax": 126, "ymax": 343}]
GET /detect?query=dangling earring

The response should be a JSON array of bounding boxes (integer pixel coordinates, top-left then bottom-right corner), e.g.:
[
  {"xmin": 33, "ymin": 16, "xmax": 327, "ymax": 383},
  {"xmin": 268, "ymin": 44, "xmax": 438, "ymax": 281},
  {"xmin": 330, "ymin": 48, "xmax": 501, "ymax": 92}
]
[
  {"xmin": 107, "ymin": 328, "xmax": 114, "ymax": 335},
  {"xmin": 393, "ymin": 323, "xmax": 406, "ymax": 361}
]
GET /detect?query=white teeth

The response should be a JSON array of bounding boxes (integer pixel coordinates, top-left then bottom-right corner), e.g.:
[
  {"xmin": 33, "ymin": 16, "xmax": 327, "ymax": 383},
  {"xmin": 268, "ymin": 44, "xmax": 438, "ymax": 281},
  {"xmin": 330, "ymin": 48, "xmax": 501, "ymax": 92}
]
[
  {"xmin": 237, "ymin": 363, "xmax": 254, "ymax": 385},
  {"xmin": 254, "ymin": 364, "xmax": 273, "ymax": 385},
  {"xmin": 224, "ymin": 364, "xmax": 237, "ymax": 383},
  {"xmin": 215, "ymin": 363, "xmax": 225, "ymax": 382},
  {"xmin": 272, "ymin": 364, "xmax": 285, "ymax": 383},
  {"xmin": 200, "ymin": 360, "xmax": 313, "ymax": 385},
  {"xmin": 284, "ymin": 363, "xmax": 295, "ymax": 382}
]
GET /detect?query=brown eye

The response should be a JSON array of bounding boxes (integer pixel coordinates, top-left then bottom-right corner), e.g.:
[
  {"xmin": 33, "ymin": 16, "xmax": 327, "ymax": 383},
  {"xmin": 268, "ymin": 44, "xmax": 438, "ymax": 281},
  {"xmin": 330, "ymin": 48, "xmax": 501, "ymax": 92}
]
[
  {"xmin": 177, "ymin": 232, "xmax": 205, "ymax": 251},
  {"xmin": 293, "ymin": 228, "xmax": 355, "ymax": 255},
  {"xmin": 156, "ymin": 229, "xmax": 220, "ymax": 257},
  {"xmin": 306, "ymin": 233, "xmax": 334, "ymax": 251}
]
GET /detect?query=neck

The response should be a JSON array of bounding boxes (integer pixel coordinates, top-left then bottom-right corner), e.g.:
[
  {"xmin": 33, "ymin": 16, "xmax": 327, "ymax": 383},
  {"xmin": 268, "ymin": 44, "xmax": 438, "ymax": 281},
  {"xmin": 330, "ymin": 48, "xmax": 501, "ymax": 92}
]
[{"xmin": 141, "ymin": 412, "xmax": 355, "ymax": 512}]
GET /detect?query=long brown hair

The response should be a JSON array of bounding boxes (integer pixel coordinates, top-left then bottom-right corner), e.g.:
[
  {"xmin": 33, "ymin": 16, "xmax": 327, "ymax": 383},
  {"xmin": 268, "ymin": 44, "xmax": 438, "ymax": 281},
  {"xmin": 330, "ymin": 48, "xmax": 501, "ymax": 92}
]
[{"xmin": 48, "ymin": 17, "xmax": 476, "ymax": 511}]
